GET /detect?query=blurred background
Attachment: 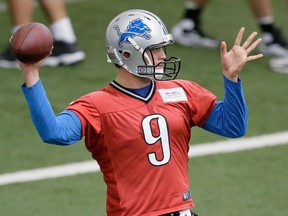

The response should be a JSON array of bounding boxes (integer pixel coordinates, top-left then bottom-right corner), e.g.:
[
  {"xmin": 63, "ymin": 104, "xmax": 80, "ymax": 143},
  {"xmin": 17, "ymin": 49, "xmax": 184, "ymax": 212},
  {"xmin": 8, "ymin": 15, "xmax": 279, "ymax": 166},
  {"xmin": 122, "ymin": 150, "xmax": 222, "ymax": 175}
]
[{"xmin": 0, "ymin": 0, "xmax": 287, "ymax": 215}]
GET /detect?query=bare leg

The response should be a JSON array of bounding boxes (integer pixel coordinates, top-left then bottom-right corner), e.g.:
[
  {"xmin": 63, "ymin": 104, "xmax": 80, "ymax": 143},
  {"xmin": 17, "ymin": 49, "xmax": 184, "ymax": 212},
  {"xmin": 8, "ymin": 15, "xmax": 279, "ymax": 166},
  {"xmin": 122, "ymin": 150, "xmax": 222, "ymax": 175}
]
[
  {"xmin": 40, "ymin": 0, "xmax": 76, "ymax": 43},
  {"xmin": 248, "ymin": 0, "xmax": 272, "ymax": 18},
  {"xmin": 40, "ymin": 0, "xmax": 67, "ymax": 22},
  {"xmin": 8, "ymin": 0, "xmax": 33, "ymax": 32},
  {"xmin": 39, "ymin": 0, "xmax": 85, "ymax": 66}
]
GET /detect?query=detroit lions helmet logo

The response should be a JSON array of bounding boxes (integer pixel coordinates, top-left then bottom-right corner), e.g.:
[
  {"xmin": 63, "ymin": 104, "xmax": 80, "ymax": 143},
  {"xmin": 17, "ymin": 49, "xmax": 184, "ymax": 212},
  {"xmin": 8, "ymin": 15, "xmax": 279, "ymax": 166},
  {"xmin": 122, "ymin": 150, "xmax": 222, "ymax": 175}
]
[{"xmin": 114, "ymin": 18, "xmax": 151, "ymax": 48}]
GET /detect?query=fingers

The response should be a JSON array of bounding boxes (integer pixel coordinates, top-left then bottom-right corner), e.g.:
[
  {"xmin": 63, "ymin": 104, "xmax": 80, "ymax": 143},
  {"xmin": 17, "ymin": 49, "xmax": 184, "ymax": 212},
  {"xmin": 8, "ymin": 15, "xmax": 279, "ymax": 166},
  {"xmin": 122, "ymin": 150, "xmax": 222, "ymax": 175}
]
[
  {"xmin": 235, "ymin": 27, "xmax": 262, "ymax": 51},
  {"xmin": 247, "ymin": 53, "xmax": 264, "ymax": 62},
  {"xmin": 220, "ymin": 41, "xmax": 227, "ymax": 58},
  {"xmin": 234, "ymin": 27, "xmax": 245, "ymax": 46},
  {"xmin": 235, "ymin": 27, "xmax": 263, "ymax": 60},
  {"xmin": 245, "ymin": 37, "xmax": 262, "ymax": 54},
  {"xmin": 242, "ymin": 31, "xmax": 258, "ymax": 50}
]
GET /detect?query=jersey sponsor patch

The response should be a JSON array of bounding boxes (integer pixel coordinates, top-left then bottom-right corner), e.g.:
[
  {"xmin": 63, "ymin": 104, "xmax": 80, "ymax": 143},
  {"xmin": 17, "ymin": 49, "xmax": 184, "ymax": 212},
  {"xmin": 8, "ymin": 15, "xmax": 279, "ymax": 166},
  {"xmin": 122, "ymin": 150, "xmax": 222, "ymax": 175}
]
[
  {"xmin": 158, "ymin": 87, "xmax": 188, "ymax": 103},
  {"xmin": 182, "ymin": 189, "xmax": 192, "ymax": 201}
]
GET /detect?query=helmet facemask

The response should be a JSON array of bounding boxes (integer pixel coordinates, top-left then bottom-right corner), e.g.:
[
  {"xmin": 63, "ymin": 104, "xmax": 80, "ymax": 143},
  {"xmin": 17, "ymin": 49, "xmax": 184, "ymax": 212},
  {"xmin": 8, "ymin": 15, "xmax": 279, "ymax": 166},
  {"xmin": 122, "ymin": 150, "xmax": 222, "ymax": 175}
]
[{"xmin": 138, "ymin": 45, "xmax": 181, "ymax": 81}]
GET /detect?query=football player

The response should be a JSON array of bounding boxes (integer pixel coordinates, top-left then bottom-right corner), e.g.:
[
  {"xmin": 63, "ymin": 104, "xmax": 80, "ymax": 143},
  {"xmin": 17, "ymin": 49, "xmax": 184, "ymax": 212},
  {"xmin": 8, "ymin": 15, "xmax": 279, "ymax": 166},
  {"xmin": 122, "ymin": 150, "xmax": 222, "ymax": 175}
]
[{"xmin": 18, "ymin": 9, "xmax": 263, "ymax": 216}]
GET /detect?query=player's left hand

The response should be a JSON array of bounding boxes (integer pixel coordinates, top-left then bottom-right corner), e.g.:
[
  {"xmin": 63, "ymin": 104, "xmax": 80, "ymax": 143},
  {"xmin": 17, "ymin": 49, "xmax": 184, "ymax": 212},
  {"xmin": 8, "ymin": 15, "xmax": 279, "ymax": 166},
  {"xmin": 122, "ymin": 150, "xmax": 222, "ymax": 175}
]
[{"xmin": 220, "ymin": 27, "xmax": 263, "ymax": 82}]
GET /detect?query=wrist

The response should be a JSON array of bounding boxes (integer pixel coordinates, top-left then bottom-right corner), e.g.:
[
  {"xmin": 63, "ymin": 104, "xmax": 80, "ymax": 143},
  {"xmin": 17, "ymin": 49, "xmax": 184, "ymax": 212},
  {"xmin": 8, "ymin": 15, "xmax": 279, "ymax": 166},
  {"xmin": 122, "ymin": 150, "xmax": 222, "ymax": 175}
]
[
  {"xmin": 23, "ymin": 72, "xmax": 40, "ymax": 88},
  {"xmin": 223, "ymin": 73, "xmax": 238, "ymax": 82}
]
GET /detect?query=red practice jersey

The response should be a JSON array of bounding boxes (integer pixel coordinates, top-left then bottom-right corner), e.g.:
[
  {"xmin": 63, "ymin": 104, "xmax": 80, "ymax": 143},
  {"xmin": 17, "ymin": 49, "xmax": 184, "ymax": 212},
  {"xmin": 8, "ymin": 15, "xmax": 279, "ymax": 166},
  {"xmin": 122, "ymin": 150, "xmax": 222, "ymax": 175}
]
[{"xmin": 67, "ymin": 79, "xmax": 216, "ymax": 216}]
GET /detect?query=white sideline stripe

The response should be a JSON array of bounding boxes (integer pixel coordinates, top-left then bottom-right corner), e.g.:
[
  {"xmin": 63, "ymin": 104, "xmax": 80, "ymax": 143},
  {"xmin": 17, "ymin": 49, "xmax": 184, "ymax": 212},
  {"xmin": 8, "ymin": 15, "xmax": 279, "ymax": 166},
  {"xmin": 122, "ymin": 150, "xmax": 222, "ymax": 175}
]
[
  {"xmin": 188, "ymin": 131, "xmax": 288, "ymax": 157},
  {"xmin": 0, "ymin": 161, "xmax": 100, "ymax": 186},
  {"xmin": 1, "ymin": 131, "xmax": 288, "ymax": 186}
]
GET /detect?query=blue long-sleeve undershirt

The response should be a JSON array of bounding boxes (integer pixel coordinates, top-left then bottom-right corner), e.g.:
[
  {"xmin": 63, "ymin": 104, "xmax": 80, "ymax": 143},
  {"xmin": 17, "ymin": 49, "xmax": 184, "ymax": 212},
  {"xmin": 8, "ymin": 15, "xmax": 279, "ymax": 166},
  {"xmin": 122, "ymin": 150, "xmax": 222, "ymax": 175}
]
[
  {"xmin": 21, "ymin": 76, "xmax": 247, "ymax": 146},
  {"xmin": 202, "ymin": 77, "xmax": 247, "ymax": 138},
  {"xmin": 22, "ymin": 81, "xmax": 81, "ymax": 145}
]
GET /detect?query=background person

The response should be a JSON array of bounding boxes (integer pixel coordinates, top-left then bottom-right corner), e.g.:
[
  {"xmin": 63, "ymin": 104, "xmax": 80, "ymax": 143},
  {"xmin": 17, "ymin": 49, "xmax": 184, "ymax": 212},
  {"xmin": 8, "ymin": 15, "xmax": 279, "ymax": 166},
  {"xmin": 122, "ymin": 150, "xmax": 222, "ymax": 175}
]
[
  {"xmin": 172, "ymin": 0, "xmax": 288, "ymax": 58},
  {"xmin": 0, "ymin": 0, "xmax": 85, "ymax": 69}
]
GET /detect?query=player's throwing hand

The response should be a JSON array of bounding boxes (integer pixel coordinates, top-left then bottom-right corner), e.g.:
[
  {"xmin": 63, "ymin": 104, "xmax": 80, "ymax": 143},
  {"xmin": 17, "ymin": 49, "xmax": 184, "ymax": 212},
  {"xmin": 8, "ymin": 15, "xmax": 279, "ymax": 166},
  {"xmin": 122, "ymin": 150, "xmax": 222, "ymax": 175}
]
[{"xmin": 220, "ymin": 27, "xmax": 263, "ymax": 82}]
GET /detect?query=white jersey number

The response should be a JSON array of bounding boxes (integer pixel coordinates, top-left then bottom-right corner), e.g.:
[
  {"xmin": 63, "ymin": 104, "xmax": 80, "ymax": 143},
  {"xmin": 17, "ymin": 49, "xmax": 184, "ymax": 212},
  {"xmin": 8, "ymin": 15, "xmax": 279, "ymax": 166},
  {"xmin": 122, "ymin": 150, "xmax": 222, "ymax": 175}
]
[{"xmin": 142, "ymin": 114, "xmax": 171, "ymax": 166}]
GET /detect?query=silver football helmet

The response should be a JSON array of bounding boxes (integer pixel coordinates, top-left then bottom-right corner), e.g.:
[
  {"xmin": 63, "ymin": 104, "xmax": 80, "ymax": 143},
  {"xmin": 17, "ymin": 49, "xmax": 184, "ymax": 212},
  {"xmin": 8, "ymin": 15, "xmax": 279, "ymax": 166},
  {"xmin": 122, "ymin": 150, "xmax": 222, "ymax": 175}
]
[{"xmin": 106, "ymin": 9, "xmax": 181, "ymax": 80}]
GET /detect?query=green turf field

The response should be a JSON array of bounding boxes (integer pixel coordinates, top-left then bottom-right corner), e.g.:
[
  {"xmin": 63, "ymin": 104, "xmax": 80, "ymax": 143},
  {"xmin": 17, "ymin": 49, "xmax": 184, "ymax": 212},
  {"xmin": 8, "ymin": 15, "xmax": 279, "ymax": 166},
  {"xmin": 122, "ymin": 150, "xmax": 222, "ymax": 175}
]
[{"xmin": 0, "ymin": 0, "xmax": 288, "ymax": 215}]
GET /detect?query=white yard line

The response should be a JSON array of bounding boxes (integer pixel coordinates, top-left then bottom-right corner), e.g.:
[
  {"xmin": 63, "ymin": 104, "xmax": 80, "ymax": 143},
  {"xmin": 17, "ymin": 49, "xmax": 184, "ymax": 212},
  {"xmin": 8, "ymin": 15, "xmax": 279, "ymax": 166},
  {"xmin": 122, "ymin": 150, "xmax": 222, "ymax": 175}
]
[
  {"xmin": 1, "ymin": 131, "xmax": 288, "ymax": 186},
  {"xmin": 188, "ymin": 131, "xmax": 288, "ymax": 157}
]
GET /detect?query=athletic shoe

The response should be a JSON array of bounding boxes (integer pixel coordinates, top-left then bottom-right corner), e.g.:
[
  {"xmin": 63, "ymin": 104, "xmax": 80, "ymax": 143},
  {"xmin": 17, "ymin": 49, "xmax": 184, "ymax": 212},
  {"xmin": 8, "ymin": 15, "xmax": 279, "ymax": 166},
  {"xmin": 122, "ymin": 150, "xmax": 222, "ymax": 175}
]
[
  {"xmin": 42, "ymin": 41, "xmax": 85, "ymax": 67},
  {"xmin": 269, "ymin": 57, "xmax": 288, "ymax": 74},
  {"xmin": 0, "ymin": 41, "xmax": 85, "ymax": 69},
  {"xmin": 260, "ymin": 28, "xmax": 288, "ymax": 57},
  {"xmin": 171, "ymin": 19, "xmax": 221, "ymax": 48},
  {"xmin": 0, "ymin": 47, "xmax": 19, "ymax": 69}
]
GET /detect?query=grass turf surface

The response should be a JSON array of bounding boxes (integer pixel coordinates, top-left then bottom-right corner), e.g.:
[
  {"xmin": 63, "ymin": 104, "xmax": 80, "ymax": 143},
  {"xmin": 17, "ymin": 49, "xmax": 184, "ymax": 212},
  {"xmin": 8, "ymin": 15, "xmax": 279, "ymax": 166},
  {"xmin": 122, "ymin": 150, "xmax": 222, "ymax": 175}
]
[{"xmin": 0, "ymin": 0, "xmax": 288, "ymax": 215}]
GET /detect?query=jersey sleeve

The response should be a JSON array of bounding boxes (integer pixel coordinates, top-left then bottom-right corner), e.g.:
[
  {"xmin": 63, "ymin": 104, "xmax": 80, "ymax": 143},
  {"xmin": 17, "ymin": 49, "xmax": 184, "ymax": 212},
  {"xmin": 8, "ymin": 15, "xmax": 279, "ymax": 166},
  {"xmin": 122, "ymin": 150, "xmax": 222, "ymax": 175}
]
[
  {"xmin": 180, "ymin": 80, "xmax": 217, "ymax": 127},
  {"xmin": 66, "ymin": 94, "xmax": 101, "ymax": 137}
]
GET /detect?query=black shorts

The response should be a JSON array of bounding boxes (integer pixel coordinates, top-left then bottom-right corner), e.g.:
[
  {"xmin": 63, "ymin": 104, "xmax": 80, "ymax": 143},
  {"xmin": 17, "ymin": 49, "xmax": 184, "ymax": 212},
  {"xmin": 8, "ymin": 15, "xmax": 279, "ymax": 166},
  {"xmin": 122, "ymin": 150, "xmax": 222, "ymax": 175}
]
[{"xmin": 161, "ymin": 210, "xmax": 198, "ymax": 216}]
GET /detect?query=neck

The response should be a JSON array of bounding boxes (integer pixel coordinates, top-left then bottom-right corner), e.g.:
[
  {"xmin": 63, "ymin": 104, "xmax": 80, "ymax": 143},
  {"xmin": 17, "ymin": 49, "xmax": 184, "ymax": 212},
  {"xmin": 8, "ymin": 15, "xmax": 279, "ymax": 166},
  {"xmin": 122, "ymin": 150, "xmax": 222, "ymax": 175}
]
[{"xmin": 115, "ymin": 68, "xmax": 152, "ymax": 88}]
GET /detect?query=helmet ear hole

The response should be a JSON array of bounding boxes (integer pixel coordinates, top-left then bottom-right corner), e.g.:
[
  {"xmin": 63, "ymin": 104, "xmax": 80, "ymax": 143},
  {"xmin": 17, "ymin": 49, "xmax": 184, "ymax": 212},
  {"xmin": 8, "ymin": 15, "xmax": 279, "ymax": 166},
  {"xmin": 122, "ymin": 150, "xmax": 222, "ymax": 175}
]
[{"xmin": 123, "ymin": 51, "xmax": 131, "ymax": 59}]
